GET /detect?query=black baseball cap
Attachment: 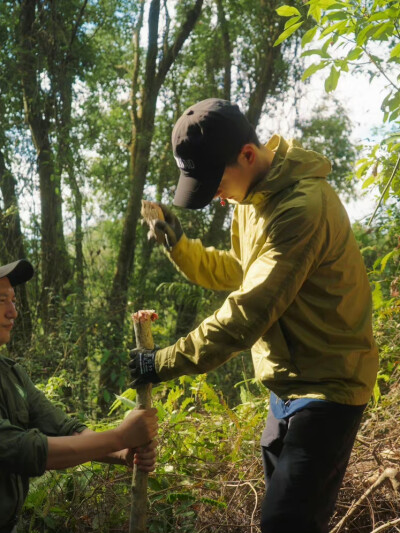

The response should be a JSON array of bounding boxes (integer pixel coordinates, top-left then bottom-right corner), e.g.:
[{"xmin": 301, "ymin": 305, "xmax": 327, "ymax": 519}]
[
  {"xmin": 172, "ymin": 98, "xmax": 253, "ymax": 209},
  {"xmin": 0, "ymin": 259, "xmax": 34, "ymax": 287}
]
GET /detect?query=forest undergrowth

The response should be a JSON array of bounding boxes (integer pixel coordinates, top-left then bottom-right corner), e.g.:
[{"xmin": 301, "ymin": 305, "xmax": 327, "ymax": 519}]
[{"xmin": 20, "ymin": 366, "xmax": 400, "ymax": 533}]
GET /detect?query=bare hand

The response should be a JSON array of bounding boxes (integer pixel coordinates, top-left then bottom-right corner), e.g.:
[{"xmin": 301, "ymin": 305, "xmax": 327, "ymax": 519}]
[
  {"xmin": 115, "ymin": 408, "xmax": 158, "ymax": 450},
  {"xmin": 119, "ymin": 440, "xmax": 157, "ymax": 472}
]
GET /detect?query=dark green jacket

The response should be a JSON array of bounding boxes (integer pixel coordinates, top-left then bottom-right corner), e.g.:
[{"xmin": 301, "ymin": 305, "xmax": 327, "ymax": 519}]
[{"xmin": 0, "ymin": 356, "xmax": 87, "ymax": 532}]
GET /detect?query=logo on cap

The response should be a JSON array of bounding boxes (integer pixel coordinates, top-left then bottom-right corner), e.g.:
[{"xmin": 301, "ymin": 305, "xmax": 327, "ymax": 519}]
[{"xmin": 174, "ymin": 156, "xmax": 195, "ymax": 170}]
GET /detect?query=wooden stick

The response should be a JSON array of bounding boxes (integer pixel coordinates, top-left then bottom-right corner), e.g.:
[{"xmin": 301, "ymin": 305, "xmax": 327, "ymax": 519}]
[{"xmin": 129, "ymin": 310, "xmax": 158, "ymax": 533}]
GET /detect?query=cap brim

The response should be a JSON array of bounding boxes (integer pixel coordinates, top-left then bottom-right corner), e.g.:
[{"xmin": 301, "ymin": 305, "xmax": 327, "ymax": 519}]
[
  {"xmin": 0, "ymin": 259, "xmax": 34, "ymax": 287},
  {"xmin": 173, "ymin": 173, "xmax": 222, "ymax": 209}
]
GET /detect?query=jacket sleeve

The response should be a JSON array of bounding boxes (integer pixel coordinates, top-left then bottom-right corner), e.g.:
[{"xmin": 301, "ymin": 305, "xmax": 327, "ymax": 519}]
[
  {"xmin": 0, "ymin": 401, "xmax": 48, "ymax": 477},
  {"xmin": 0, "ymin": 368, "xmax": 87, "ymax": 477},
  {"xmin": 155, "ymin": 196, "xmax": 325, "ymax": 381},
  {"xmin": 167, "ymin": 211, "xmax": 243, "ymax": 291}
]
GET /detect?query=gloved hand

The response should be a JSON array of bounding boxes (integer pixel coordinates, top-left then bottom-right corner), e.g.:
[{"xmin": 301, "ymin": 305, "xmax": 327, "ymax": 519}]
[
  {"xmin": 129, "ymin": 348, "xmax": 161, "ymax": 388},
  {"xmin": 155, "ymin": 204, "xmax": 183, "ymax": 251}
]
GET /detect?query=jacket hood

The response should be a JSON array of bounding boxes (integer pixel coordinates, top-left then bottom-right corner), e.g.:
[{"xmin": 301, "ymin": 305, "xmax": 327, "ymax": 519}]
[{"xmin": 243, "ymin": 135, "xmax": 332, "ymax": 206}]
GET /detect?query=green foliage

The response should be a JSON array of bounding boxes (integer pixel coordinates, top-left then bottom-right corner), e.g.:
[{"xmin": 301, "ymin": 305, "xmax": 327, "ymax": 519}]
[
  {"xmin": 21, "ymin": 376, "xmax": 268, "ymax": 532},
  {"xmin": 295, "ymin": 98, "xmax": 358, "ymax": 196},
  {"xmin": 274, "ymin": 0, "xmax": 400, "ymax": 214},
  {"xmin": 3, "ymin": 1, "xmax": 400, "ymax": 529},
  {"xmin": 274, "ymin": 0, "xmax": 400, "ymax": 109}
]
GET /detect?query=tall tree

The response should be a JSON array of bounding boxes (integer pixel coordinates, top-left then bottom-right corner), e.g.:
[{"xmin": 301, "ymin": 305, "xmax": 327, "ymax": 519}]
[
  {"xmin": 0, "ymin": 4, "xmax": 32, "ymax": 352},
  {"xmin": 99, "ymin": 0, "xmax": 204, "ymax": 406},
  {"xmin": 0, "ymin": 151, "xmax": 32, "ymax": 351},
  {"xmin": 16, "ymin": 0, "xmax": 71, "ymax": 322}
]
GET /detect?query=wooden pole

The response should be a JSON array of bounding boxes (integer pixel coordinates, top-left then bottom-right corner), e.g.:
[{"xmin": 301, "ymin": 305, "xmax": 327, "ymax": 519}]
[{"xmin": 129, "ymin": 310, "xmax": 158, "ymax": 533}]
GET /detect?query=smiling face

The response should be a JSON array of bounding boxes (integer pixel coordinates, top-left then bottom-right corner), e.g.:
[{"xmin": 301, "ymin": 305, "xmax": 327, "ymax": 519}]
[{"xmin": 0, "ymin": 277, "xmax": 17, "ymax": 346}]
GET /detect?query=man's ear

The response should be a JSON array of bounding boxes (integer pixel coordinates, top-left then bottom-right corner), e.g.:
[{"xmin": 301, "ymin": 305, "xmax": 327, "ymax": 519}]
[{"xmin": 239, "ymin": 144, "xmax": 256, "ymax": 166}]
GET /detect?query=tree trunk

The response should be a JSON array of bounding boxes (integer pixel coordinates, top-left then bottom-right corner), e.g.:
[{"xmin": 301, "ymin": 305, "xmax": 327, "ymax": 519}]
[
  {"xmin": 17, "ymin": 0, "xmax": 70, "ymax": 327},
  {"xmin": 0, "ymin": 149, "xmax": 32, "ymax": 352},
  {"xmin": 56, "ymin": 49, "xmax": 89, "ymax": 402},
  {"xmin": 99, "ymin": 0, "xmax": 203, "ymax": 410}
]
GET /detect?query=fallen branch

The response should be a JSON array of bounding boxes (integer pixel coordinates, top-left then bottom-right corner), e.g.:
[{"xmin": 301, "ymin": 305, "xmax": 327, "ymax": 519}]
[
  {"xmin": 370, "ymin": 517, "xmax": 400, "ymax": 533},
  {"xmin": 330, "ymin": 467, "xmax": 399, "ymax": 533}
]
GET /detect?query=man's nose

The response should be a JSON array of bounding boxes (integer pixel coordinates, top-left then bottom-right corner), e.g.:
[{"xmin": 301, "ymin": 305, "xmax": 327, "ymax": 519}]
[{"xmin": 6, "ymin": 302, "xmax": 18, "ymax": 319}]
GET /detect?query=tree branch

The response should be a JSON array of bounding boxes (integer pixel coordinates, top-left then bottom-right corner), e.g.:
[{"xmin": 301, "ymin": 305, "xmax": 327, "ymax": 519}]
[
  {"xmin": 131, "ymin": 0, "xmax": 145, "ymax": 127},
  {"xmin": 69, "ymin": 0, "xmax": 88, "ymax": 51},
  {"xmin": 216, "ymin": 0, "xmax": 231, "ymax": 101},
  {"xmin": 143, "ymin": 0, "xmax": 161, "ymax": 93},
  {"xmin": 155, "ymin": 0, "xmax": 203, "ymax": 92}
]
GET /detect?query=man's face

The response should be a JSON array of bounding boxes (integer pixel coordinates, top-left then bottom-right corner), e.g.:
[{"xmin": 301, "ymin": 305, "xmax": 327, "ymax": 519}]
[
  {"xmin": 0, "ymin": 277, "xmax": 17, "ymax": 346},
  {"xmin": 214, "ymin": 144, "xmax": 257, "ymax": 204},
  {"xmin": 214, "ymin": 161, "xmax": 250, "ymax": 203}
]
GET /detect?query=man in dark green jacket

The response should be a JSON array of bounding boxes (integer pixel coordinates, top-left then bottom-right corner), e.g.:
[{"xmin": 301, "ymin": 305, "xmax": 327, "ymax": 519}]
[
  {"xmin": 130, "ymin": 99, "xmax": 379, "ymax": 533},
  {"xmin": 0, "ymin": 259, "xmax": 158, "ymax": 533}
]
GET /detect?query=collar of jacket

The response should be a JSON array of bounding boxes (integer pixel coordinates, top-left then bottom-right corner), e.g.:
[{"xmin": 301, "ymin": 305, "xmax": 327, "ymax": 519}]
[{"xmin": 240, "ymin": 134, "xmax": 331, "ymax": 209}]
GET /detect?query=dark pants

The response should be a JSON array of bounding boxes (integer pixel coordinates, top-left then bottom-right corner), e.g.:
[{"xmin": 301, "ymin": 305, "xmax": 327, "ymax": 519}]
[{"xmin": 260, "ymin": 401, "xmax": 365, "ymax": 533}]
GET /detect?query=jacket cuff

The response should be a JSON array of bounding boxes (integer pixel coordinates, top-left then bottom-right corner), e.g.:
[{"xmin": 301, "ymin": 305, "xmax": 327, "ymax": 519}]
[
  {"xmin": 18, "ymin": 429, "xmax": 48, "ymax": 477},
  {"xmin": 155, "ymin": 347, "xmax": 181, "ymax": 382},
  {"xmin": 167, "ymin": 233, "xmax": 189, "ymax": 264}
]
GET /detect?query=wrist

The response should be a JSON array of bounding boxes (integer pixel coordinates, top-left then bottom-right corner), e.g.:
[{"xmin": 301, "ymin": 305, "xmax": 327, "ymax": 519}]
[{"xmin": 109, "ymin": 427, "xmax": 125, "ymax": 453}]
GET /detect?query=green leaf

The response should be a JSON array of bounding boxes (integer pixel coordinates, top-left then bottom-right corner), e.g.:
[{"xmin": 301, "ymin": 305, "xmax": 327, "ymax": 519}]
[
  {"xmin": 301, "ymin": 48, "xmax": 331, "ymax": 58},
  {"xmin": 390, "ymin": 43, "xmax": 400, "ymax": 59},
  {"xmin": 372, "ymin": 281, "xmax": 383, "ymax": 310},
  {"xmin": 368, "ymin": 9, "xmax": 395, "ymax": 22},
  {"xmin": 321, "ymin": 37, "xmax": 332, "ymax": 54},
  {"xmin": 200, "ymin": 497, "xmax": 227, "ymax": 509},
  {"xmin": 380, "ymin": 249, "xmax": 397, "ymax": 272},
  {"xmin": 320, "ymin": 20, "xmax": 348, "ymax": 37},
  {"xmin": 273, "ymin": 21, "xmax": 304, "ymax": 46},
  {"xmin": 389, "ymin": 107, "xmax": 400, "ymax": 121},
  {"xmin": 336, "ymin": 59, "xmax": 349, "ymax": 72},
  {"xmin": 372, "ymin": 22, "xmax": 394, "ymax": 39},
  {"xmin": 301, "ymin": 26, "xmax": 318, "ymax": 47},
  {"xmin": 373, "ymin": 380, "xmax": 381, "ymax": 405},
  {"xmin": 386, "ymin": 94, "xmax": 400, "ymax": 112},
  {"xmin": 384, "ymin": 131, "xmax": 400, "ymax": 144},
  {"xmin": 356, "ymin": 23, "xmax": 376, "ymax": 46},
  {"xmin": 285, "ymin": 15, "xmax": 301, "ymax": 30},
  {"xmin": 368, "ymin": 12, "xmax": 387, "ymax": 22},
  {"xmin": 114, "ymin": 393, "xmax": 136, "ymax": 409},
  {"xmin": 308, "ymin": 0, "xmax": 339, "ymax": 21},
  {"xmin": 276, "ymin": 5, "xmax": 301, "ymax": 17},
  {"xmin": 308, "ymin": 4, "xmax": 322, "ymax": 23},
  {"xmin": 324, "ymin": 65, "xmax": 340, "ymax": 92},
  {"xmin": 301, "ymin": 61, "xmax": 328, "ymax": 81},
  {"xmin": 362, "ymin": 174, "xmax": 376, "ymax": 189},
  {"xmin": 310, "ymin": 0, "xmax": 338, "ymax": 9},
  {"xmin": 356, "ymin": 160, "xmax": 370, "ymax": 180},
  {"xmin": 324, "ymin": 10, "xmax": 349, "ymax": 21},
  {"xmin": 346, "ymin": 47, "xmax": 363, "ymax": 60}
]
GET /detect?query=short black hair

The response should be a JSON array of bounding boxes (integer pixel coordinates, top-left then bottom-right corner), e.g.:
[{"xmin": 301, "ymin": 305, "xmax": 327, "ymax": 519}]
[{"xmin": 225, "ymin": 126, "xmax": 261, "ymax": 166}]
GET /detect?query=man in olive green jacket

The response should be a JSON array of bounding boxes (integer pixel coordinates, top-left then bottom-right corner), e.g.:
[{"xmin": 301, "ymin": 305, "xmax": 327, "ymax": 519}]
[
  {"xmin": 130, "ymin": 98, "xmax": 378, "ymax": 533},
  {"xmin": 0, "ymin": 260, "xmax": 158, "ymax": 533}
]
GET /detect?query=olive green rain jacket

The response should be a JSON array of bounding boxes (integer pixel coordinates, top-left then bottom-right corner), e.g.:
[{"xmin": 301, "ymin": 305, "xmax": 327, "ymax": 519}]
[
  {"xmin": 155, "ymin": 135, "xmax": 378, "ymax": 405},
  {"xmin": 0, "ymin": 357, "xmax": 87, "ymax": 532}
]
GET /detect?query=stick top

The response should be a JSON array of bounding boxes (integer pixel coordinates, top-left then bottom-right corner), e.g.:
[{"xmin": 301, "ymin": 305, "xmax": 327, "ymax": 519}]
[{"xmin": 132, "ymin": 310, "xmax": 159, "ymax": 323}]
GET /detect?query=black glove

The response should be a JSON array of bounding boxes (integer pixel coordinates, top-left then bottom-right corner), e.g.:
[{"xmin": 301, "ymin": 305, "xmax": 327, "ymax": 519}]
[
  {"xmin": 155, "ymin": 204, "xmax": 184, "ymax": 250},
  {"xmin": 129, "ymin": 348, "xmax": 161, "ymax": 388}
]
